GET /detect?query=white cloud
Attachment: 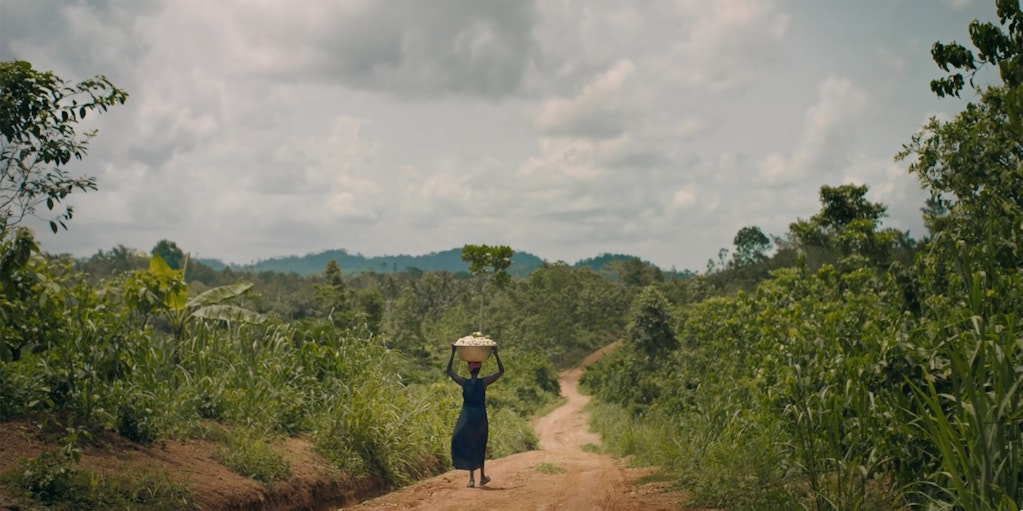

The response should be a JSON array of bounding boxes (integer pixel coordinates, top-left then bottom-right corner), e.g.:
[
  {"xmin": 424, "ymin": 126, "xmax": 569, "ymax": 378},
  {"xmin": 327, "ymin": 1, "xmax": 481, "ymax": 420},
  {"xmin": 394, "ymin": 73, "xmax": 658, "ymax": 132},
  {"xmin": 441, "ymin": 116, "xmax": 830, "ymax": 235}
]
[
  {"xmin": 671, "ymin": 187, "xmax": 697, "ymax": 209},
  {"xmin": 4, "ymin": 0, "xmax": 984, "ymax": 270},
  {"xmin": 533, "ymin": 60, "xmax": 636, "ymax": 138},
  {"xmin": 939, "ymin": 0, "xmax": 976, "ymax": 10},
  {"xmin": 669, "ymin": 0, "xmax": 790, "ymax": 93},
  {"xmin": 758, "ymin": 76, "xmax": 870, "ymax": 183}
]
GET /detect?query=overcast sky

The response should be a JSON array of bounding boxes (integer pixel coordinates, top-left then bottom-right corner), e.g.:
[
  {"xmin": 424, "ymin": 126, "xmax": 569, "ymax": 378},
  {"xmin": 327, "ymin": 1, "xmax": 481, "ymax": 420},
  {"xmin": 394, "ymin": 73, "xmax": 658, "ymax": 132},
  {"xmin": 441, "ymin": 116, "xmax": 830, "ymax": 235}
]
[{"xmin": 0, "ymin": 0, "xmax": 999, "ymax": 271}]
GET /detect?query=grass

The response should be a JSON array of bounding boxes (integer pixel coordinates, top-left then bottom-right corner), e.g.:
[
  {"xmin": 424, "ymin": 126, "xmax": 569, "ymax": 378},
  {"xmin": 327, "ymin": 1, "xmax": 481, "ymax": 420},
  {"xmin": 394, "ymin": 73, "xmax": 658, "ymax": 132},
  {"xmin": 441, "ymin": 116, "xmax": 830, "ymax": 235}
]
[
  {"xmin": 212, "ymin": 429, "xmax": 292, "ymax": 483},
  {"xmin": 0, "ymin": 454, "xmax": 198, "ymax": 511},
  {"xmin": 532, "ymin": 462, "xmax": 567, "ymax": 474}
]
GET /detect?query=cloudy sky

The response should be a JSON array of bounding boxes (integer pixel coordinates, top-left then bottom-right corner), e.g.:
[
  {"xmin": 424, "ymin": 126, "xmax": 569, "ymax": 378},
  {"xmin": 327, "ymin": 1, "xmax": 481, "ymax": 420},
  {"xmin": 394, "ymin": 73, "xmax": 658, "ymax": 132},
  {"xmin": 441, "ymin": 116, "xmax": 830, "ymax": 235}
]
[{"xmin": 0, "ymin": 0, "xmax": 999, "ymax": 271}]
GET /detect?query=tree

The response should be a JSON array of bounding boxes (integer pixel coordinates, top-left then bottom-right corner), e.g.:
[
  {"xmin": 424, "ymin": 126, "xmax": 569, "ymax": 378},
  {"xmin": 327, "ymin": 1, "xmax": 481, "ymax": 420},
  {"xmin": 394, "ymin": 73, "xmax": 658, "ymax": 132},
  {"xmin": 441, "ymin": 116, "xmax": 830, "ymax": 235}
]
[
  {"xmin": 731, "ymin": 226, "xmax": 772, "ymax": 267},
  {"xmin": 789, "ymin": 184, "xmax": 901, "ymax": 265},
  {"xmin": 1, "ymin": 61, "xmax": 128, "ymax": 233},
  {"xmin": 899, "ymin": 0, "xmax": 1023, "ymax": 270},
  {"xmin": 611, "ymin": 257, "xmax": 663, "ymax": 286},
  {"xmin": 625, "ymin": 286, "xmax": 678, "ymax": 363},
  {"xmin": 461, "ymin": 244, "xmax": 513, "ymax": 332},
  {"xmin": 929, "ymin": 0, "xmax": 1022, "ymax": 134},
  {"xmin": 315, "ymin": 259, "xmax": 350, "ymax": 318},
  {"xmin": 152, "ymin": 239, "xmax": 185, "ymax": 270}
]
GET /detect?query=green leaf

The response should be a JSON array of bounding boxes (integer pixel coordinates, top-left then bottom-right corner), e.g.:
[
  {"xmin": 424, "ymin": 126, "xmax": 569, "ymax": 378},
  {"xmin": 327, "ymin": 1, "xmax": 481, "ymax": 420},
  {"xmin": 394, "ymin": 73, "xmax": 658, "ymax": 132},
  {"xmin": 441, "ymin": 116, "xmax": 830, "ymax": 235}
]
[
  {"xmin": 187, "ymin": 281, "xmax": 254, "ymax": 308},
  {"xmin": 191, "ymin": 304, "xmax": 265, "ymax": 324}
]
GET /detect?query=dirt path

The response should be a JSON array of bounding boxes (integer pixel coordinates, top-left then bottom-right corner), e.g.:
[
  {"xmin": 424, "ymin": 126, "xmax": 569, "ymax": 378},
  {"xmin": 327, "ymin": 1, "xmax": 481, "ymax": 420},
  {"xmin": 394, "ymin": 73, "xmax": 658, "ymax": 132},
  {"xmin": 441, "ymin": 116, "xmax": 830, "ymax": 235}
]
[{"xmin": 339, "ymin": 345, "xmax": 686, "ymax": 511}]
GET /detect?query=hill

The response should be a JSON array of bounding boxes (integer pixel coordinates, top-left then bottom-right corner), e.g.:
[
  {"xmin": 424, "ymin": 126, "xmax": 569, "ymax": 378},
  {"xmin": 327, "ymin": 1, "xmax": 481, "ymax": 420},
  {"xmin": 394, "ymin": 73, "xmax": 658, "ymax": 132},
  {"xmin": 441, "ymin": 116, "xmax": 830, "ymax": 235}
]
[
  {"xmin": 197, "ymin": 248, "xmax": 544, "ymax": 276},
  {"xmin": 197, "ymin": 249, "xmax": 668, "ymax": 277}
]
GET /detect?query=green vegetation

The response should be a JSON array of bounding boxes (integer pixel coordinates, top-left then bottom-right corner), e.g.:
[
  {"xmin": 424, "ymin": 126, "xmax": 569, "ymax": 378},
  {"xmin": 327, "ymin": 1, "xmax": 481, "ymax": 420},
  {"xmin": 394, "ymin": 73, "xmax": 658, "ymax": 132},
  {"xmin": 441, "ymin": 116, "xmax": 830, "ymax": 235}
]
[
  {"xmin": 3, "ymin": 3, "xmax": 1022, "ymax": 509},
  {"xmin": 0, "ymin": 75, "xmax": 612, "ymax": 506},
  {"xmin": 581, "ymin": 3, "xmax": 1023, "ymax": 510},
  {"xmin": 213, "ymin": 429, "xmax": 292, "ymax": 483},
  {"xmin": 1, "ymin": 461, "xmax": 198, "ymax": 511},
  {"xmin": 0, "ymin": 60, "xmax": 127, "ymax": 233}
]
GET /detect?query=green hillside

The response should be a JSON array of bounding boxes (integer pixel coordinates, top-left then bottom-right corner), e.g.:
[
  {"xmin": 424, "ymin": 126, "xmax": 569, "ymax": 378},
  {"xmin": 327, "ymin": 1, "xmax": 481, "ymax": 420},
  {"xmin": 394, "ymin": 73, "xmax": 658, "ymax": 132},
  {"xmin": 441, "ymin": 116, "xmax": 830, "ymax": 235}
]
[{"xmin": 197, "ymin": 249, "xmax": 663, "ymax": 277}]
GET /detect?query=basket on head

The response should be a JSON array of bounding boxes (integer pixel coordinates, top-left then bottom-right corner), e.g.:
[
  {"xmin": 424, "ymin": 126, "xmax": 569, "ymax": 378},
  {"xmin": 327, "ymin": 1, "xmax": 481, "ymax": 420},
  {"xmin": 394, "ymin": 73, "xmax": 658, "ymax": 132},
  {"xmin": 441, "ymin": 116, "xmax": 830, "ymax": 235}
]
[{"xmin": 453, "ymin": 333, "xmax": 497, "ymax": 362}]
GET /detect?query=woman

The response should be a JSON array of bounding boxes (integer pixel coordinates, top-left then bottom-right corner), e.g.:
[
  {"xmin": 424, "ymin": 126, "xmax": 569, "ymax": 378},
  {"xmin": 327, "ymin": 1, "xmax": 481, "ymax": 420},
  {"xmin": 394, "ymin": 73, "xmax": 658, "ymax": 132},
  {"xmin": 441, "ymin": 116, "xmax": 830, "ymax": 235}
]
[{"xmin": 446, "ymin": 344, "xmax": 504, "ymax": 487}]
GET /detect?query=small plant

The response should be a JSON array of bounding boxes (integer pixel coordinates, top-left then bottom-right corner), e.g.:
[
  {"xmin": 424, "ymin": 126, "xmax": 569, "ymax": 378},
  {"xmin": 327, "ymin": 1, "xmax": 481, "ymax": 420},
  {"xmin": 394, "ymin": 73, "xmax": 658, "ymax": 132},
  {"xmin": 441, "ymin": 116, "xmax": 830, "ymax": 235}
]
[
  {"xmin": 532, "ymin": 463, "xmax": 566, "ymax": 474},
  {"xmin": 116, "ymin": 390, "xmax": 160, "ymax": 445},
  {"xmin": 213, "ymin": 429, "xmax": 292, "ymax": 483},
  {"xmin": 6, "ymin": 450, "xmax": 82, "ymax": 504}
]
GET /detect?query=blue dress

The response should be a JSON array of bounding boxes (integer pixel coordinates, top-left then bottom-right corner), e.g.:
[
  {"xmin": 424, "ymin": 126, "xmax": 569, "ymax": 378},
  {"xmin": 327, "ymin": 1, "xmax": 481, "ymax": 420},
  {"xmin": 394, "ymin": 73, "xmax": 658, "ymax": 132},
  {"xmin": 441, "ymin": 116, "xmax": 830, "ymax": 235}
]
[{"xmin": 451, "ymin": 377, "xmax": 488, "ymax": 470}]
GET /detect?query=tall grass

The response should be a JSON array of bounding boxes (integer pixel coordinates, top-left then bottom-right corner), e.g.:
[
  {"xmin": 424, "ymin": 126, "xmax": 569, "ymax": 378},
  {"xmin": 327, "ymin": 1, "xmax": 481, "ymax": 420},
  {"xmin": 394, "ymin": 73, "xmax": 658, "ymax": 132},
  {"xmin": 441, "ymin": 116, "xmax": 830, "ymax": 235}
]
[{"xmin": 907, "ymin": 268, "xmax": 1023, "ymax": 510}]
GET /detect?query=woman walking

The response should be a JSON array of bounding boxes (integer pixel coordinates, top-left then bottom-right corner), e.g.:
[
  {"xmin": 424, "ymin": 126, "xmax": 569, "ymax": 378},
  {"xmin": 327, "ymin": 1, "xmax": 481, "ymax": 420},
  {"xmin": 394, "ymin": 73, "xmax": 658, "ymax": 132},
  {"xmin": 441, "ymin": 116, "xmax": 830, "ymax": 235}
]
[{"xmin": 446, "ymin": 345, "xmax": 504, "ymax": 487}]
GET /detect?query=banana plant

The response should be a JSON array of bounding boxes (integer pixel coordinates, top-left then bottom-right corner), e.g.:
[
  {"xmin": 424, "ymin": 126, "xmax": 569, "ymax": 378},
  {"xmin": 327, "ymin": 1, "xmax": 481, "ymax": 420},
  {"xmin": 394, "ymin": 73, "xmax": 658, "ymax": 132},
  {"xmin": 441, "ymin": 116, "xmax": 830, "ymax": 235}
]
[{"xmin": 142, "ymin": 253, "xmax": 265, "ymax": 340}]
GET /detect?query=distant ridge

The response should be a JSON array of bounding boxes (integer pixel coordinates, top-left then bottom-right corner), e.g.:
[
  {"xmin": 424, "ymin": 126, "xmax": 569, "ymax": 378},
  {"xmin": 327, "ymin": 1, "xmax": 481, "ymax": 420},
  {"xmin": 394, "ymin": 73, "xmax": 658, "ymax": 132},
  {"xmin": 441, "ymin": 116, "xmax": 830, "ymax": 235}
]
[{"xmin": 196, "ymin": 249, "xmax": 662, "ymax": 277}]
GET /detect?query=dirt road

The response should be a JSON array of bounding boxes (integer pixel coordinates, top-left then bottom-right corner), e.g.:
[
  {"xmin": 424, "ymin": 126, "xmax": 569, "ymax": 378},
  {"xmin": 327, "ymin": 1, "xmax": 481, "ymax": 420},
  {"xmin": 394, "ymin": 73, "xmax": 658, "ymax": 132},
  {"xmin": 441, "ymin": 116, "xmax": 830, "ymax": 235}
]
[{"xmin": 340, "ymin": 346, "xmax": 686, "ymax": 511}]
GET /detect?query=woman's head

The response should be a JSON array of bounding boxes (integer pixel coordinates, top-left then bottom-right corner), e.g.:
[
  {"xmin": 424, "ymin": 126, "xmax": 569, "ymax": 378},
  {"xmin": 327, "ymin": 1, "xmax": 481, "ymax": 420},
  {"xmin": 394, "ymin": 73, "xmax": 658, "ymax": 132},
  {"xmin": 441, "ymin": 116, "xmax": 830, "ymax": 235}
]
[{"xmin": 467, "ymin": 361, "xmax": 482, "ymax": 374}]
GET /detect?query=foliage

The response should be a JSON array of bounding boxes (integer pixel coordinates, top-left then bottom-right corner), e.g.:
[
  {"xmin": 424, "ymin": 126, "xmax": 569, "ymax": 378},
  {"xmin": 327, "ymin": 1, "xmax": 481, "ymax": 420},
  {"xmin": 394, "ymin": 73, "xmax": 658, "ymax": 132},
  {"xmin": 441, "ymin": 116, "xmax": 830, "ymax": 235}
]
[
  {"xmin": 928, "ymin": 0, "xmax": 1023, "ymax": 133},
  {"xmin": 213, "ymin": 428, "xmax": 292, "ymax": 483},
  {"xmin": 1, "ymin": 457, "xmax": 197, "ymax": 511},
  {"xmin": 6, "ymin": 5, "xmax": 1023, "ymax": 508},
  {"xmin": 608, "ymin": 256, "xmax": 664, "ymax": 286},
  {"xmin": 789, "ymin": 184, "xmax": 904, "ymax": 267},
  {"xmin": 732, "ymin": 225, "xmax": 772, "ymax": 267},
  {"xmin": 0, "ymin": 227, "xmax": 68, "ymax": 363},
  {"xmin": 151, "ymin": 239, "xmax": 185, "ymax": 271},
  {"xmin": 0, "ymin": 60, "xmax": 127, "ymax": 232},
  {"xmin": 625, "ymin": 286, "xmax": 677, "ymax": 362},
  {"xmin": 461, "ymin": 244, "xmax": 514, "ymax": 332}
]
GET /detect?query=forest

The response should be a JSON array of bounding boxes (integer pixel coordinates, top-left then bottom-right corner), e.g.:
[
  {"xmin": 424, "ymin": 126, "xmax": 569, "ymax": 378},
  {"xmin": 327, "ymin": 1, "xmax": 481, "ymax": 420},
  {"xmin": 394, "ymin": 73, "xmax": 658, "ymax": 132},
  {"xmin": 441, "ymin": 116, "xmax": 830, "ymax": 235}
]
[{"xmin": 2, "ymin": 1, "xmax": 1023, "ymax": 510}]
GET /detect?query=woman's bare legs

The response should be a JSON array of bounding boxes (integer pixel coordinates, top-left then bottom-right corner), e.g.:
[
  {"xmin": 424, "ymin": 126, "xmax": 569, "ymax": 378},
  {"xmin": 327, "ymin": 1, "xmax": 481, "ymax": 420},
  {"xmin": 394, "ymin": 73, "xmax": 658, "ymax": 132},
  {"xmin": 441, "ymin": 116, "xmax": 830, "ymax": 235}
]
[{"xmin": 479, "ymin": 460, "xmax": 490, "ymax": 486}]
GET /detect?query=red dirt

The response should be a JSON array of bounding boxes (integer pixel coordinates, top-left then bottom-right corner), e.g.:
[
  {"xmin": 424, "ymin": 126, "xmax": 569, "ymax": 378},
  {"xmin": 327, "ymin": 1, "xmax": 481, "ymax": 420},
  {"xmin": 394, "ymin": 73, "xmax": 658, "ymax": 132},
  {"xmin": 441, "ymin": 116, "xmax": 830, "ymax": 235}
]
[{"xmin": 0, "ymin": 419, "xmax": 378, "ymax": 511}]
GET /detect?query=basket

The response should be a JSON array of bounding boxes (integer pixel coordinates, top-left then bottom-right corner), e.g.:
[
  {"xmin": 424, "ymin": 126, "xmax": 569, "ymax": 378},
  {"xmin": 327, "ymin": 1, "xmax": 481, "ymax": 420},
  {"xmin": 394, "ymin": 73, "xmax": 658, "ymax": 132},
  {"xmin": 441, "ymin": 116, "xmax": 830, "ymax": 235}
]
[{"xmin": 453, "ymin": 334, "xmax": 497, "ymax": 362}]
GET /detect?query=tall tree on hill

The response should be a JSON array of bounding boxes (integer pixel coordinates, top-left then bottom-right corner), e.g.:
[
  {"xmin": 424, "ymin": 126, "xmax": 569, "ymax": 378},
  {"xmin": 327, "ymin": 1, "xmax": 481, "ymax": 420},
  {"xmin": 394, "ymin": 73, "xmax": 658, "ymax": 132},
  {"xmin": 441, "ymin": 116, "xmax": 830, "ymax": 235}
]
[
  {"xmin": 316, "ymin": 259, "xmax": 349, "ymax": 317},
  {"xmin": 461, "ymin": 244, "xmax": 513, "ymax": 333},
  {"xmin": 731, "ymin": 226, "xmax": 772, "ymax": 268},
  {"xmin": 789, "ymin": 184, "xmax": 902, "ymax": 266},
  {"xmin": 626, "ymin": 286, "xmax": 678, "ymax": 363},
  {"xmin": 152, "ymin": 239, "xmax": 185, "ymax": 271},
  {"xmin": 612, "ymin": 257, "xmax": 663, "ymax": 286}
]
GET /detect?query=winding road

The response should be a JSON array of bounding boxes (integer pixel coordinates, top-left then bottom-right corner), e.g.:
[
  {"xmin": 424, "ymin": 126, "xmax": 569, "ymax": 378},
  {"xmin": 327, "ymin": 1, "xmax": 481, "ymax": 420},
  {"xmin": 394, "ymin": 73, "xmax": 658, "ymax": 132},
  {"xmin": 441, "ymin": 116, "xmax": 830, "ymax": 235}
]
[{"xmin": 339, "ymin": 345, "xmax": 686, "ymax": 511}]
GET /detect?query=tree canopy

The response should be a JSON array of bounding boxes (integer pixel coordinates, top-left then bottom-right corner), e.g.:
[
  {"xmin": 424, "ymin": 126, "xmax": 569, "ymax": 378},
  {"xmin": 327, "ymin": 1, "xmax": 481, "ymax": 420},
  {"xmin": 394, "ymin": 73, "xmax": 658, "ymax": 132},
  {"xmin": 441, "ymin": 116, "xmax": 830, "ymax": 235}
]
[{"xmin": 1, "ymin": 61, "xmax": 127, "ymax": 234}]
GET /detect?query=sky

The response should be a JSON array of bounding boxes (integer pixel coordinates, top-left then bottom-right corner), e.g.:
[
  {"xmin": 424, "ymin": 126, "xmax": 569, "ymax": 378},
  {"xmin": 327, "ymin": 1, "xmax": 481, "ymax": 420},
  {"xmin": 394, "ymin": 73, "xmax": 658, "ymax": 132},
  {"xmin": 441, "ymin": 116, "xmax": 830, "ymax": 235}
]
[{"xmin": 0, "ymin": 0, "xmax": 1001, "ymax": 272}]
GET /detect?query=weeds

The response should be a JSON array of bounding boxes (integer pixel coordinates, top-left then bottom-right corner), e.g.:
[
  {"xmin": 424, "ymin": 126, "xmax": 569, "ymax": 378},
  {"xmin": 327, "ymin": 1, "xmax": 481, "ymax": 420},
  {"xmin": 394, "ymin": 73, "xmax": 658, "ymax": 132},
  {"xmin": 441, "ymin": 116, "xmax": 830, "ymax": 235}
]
[
  {"xmin": 532, "ymin": 463, "xmax": 566, "ymax": 474},
  {"xmin": 0, "ymin": 458, "xmax": 198, "ymax": 511},
  {"xmin": 213, "ymin": 428, "xmax": 292, "ymax": 483}
]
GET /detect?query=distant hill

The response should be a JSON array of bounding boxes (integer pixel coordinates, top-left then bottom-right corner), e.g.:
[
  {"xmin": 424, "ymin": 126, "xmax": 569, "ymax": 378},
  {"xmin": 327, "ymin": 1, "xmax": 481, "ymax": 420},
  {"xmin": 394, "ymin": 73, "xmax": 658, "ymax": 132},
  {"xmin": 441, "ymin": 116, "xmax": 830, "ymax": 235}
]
[
  {"xmin": 196, "ymin": 249, "xmax": 672, "ymax": 277},
  {"xmin": 197, "ymin": 248, "xmax": 546, "ymax": 277}
]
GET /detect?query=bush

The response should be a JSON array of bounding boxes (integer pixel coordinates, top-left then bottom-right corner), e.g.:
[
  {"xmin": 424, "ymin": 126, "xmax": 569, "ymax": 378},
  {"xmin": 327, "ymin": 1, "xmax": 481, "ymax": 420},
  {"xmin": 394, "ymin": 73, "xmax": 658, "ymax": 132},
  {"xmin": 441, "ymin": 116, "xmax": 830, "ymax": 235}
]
[{"xmin": 115, "ymin": 389, "xmax": 160, "ymax": 445}]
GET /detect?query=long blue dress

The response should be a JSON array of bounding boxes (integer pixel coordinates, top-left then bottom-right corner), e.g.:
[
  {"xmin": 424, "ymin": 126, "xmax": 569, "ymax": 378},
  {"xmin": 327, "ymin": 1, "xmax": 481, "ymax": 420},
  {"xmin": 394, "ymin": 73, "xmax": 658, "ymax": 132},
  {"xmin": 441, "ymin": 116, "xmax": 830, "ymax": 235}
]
[{"xmin": 451, "ymin": 377, "xmax": 488, "ymax": 470}]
